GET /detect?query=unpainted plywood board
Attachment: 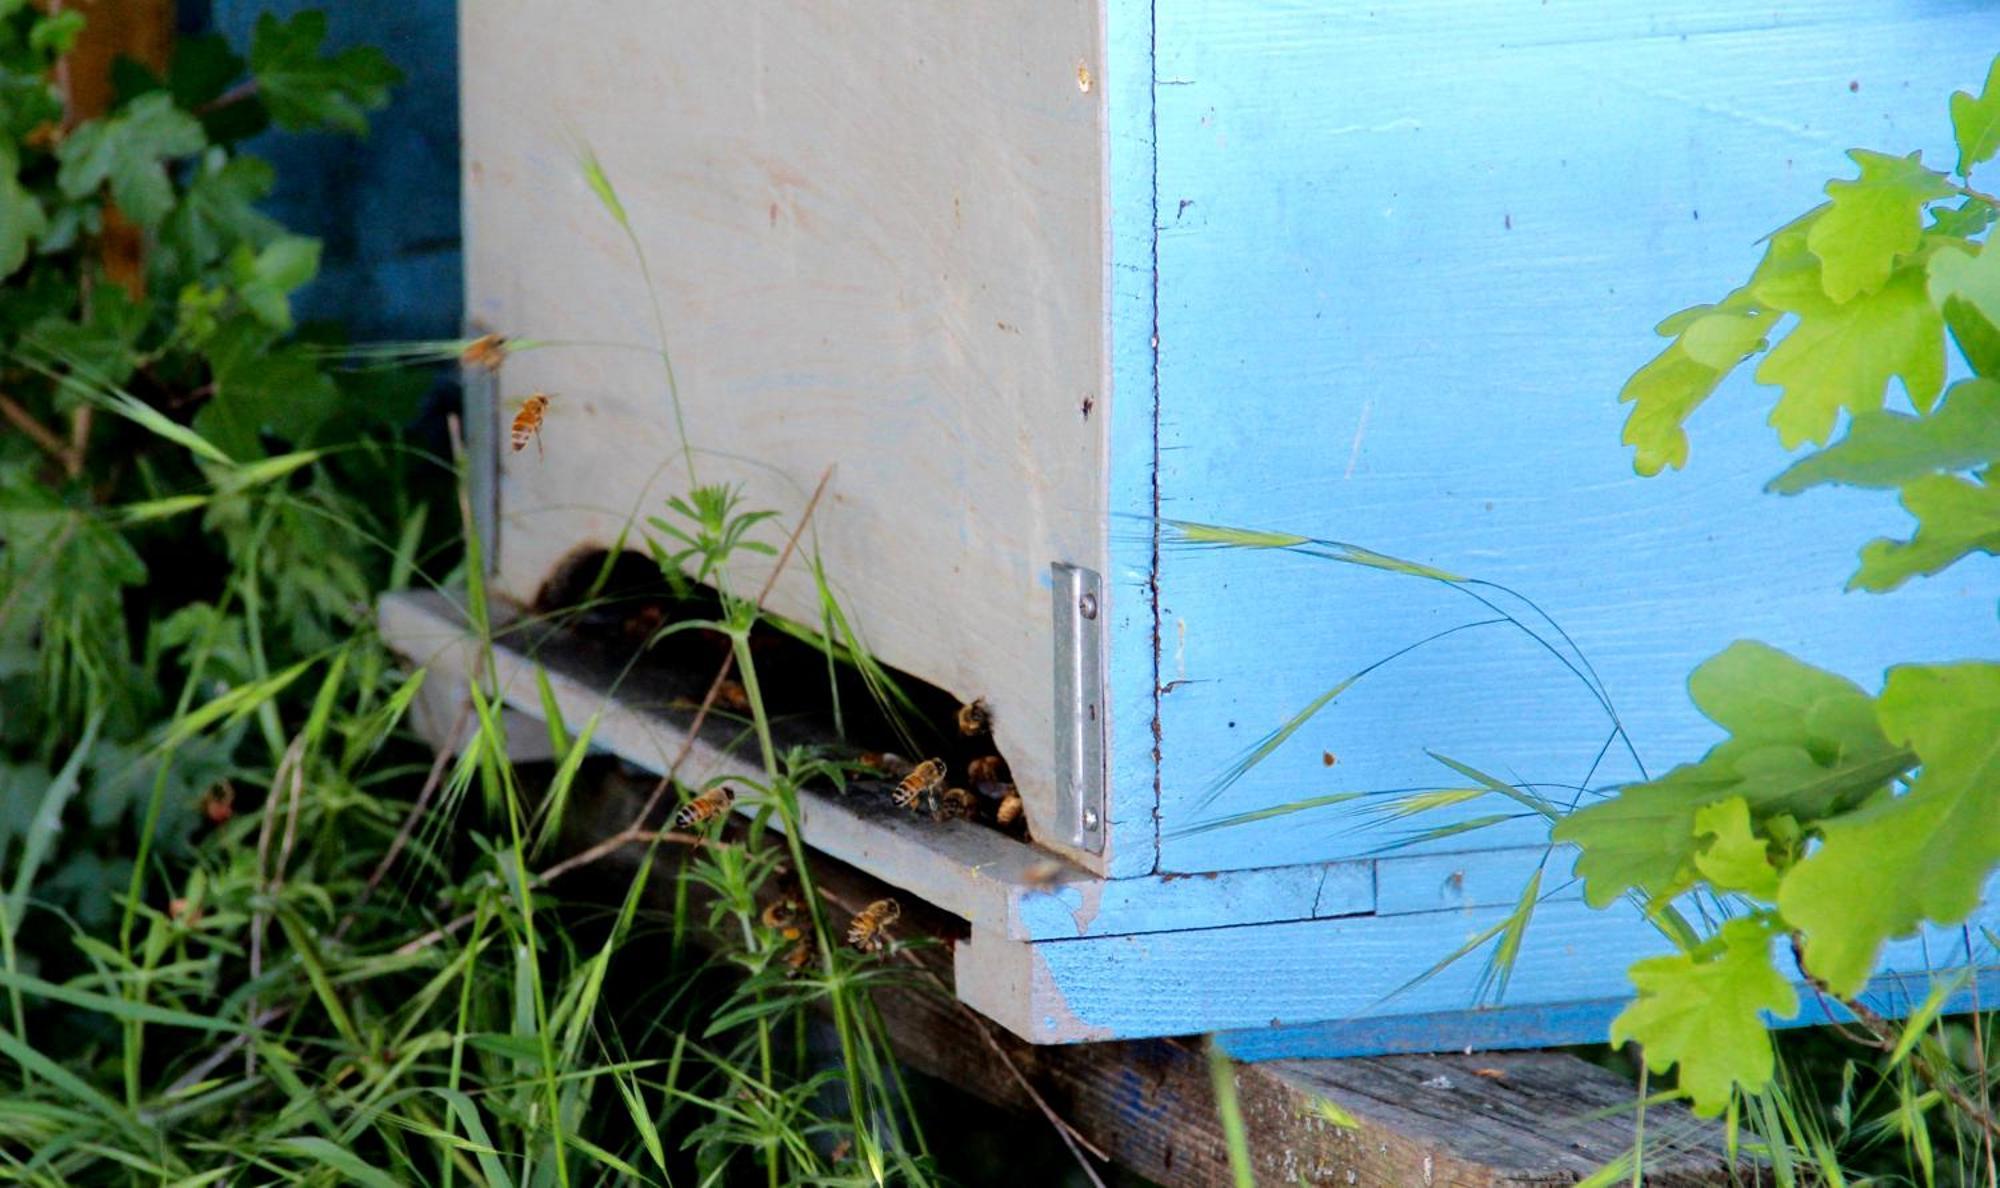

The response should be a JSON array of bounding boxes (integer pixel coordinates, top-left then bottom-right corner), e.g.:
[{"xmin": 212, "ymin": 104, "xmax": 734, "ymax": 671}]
[
  {"xmin": 460, "ymin": 1, "xmax": 1127, "ymax": 872},
  {"xmin": 1149, "ymin": 2, "xmax": 2000, "ymax": 872}
]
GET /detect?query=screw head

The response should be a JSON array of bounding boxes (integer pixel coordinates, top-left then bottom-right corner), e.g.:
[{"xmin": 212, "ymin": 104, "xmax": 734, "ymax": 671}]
[{"xmin": 1078, "ymin": 592, "xmax": 1098, "ymax": 620}]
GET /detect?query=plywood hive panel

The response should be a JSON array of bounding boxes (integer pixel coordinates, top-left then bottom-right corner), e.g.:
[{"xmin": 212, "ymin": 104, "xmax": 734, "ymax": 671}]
[
  {"xmin": 432, "ymin": 0, "xmax": 2000, "ymax": 1050},
  {"xmin": 460, "ymin": 0, "xmax": 1121, "ymax": 870}
]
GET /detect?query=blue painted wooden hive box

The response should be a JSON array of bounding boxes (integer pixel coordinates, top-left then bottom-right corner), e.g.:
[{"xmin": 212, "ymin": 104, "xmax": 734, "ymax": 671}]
[{"xmin": 380, "ymin": 1, "xmax": 2000, "ymax": 1055}]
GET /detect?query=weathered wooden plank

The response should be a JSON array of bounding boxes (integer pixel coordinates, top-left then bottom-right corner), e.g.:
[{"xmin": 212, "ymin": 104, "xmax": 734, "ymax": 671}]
[
  {"xmin": 1149, "ymin": 2, "xmax": 2000, "ymax": 874},
  {"xmin": 741, "ymin": 833, "xmax": 1737, "ymax": 1186},
  {"xmin": 460, "ymin": 0, "xmax": 1127, "ymax": 872},
  {"xmin": 379, "ymin": 588, "xmax": 1369, "ymax": 942}
]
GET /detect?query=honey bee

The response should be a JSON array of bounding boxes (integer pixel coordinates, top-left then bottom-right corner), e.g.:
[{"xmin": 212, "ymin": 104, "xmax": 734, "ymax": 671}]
[
  {"xmin": 782, "ymin": 938, "xmax": 814, "ymax": 975},
  {"xmin": 995, "ymin": 787, "xmax": 1024, "ymax": 827},
  {"xmin": 510, "ymin": 392, "xmax": 552, "ymax": 455},
  {"xmin": 859, "ymin": 751, "xmax": 916, "ymax": 779},
  {"xmin": 966, "ymin": 755, "xmax": 1006, "ymax": 787},
  {"xmin": 168, "ymin": 897, "xmax": 202, "ymax": 925},
  {"xmin": 714, "ymin": 679, "xmax": 751, "ymax": 714},
  {"xmin": 892, "ymin": 758, "xmax": 946, "ymax": 811},
  {"xmin": 199, "ymin": 780, "xmax": 236, "ymax": 825},
  {"xmin": 956, "ymin": 697, "xmax": 992, "ymax": 737},
  {"xmin": 1020, "ymin": 859, "xmax": 1063, "ymax": 890},
  {"xmin": 933, "ymin": 786, "xmax": 978, "ymax": 822},
  {"xmin": 1076, "ymin": 61, "xmax": 1094, "ymax": 93},
  {"xmin": 674, "ymin": 785, "xmax": 735, "ymax": 830},
  {"xmin": 761, "ymin": 897, "xmax": 803, "ymax": 939},
  {"xmin": 847, "ymin": 897, "xmax": 901, "ymax": 952},
  {"xmin": 460, "ymin": 332, "xmax": 508, "ymax": 372}
]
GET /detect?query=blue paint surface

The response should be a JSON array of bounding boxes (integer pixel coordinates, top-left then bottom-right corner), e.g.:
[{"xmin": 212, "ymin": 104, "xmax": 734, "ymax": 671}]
[
  {"xmin": 208, "ymin": 0, "xmax": 460, "ymax": 340},
  {"xmin": 1102, "ymin": 0, "xmax": 1162, "ymax": 879},
  {"xmin": 1142, "ymin": 3, "xmax": 2000, "ymax": 877}
]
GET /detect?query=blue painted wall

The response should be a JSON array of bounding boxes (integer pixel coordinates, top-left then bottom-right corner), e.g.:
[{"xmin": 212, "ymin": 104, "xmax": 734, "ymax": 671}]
[
  {"xmin": 206, "ymin": 0, "xmax": 459, "ymax": 340},
  {"xmin": 1145, "ymin": 2, "xmax": 2000, "ymax": 874}
]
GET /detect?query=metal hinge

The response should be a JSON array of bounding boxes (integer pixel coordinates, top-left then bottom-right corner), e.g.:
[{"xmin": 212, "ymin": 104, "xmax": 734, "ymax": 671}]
[{"xmin": 1050, "ymin": 562, "xmax": 1106, "ymax": 853}]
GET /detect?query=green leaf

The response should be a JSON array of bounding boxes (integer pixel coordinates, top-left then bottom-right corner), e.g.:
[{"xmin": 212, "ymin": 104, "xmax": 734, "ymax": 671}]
[
  {"xmin": 1610, "ymin": 915, "xmax": 1798, "ymax": 1117},
  {"xmin": 1951, "ymin": 55, "xmax": 2000, "ymax": 178},
  {"xmin": 1779, "ymin": 663, "xmax": 2000, "ymax": 996},
  {"xmin": 1556, "ymin": 642, "xmax": 1909, "ymax": 907},
  {"xmin": 1618, "ymin": 296, "xmax": 1776, "ymax": 475},
  {"xmin": 196, "ymin": 316, "xmax": 339, "ymax": 454},
  {"xmin": 226, "ymin": 235, "xmax": 320, "ymax": 330},
  {"xmin": 1926, "ymin": 238, "xmax": 2000, "ymax": 328},
  {"xmin": 1754, "ymin": 261, "xmax": 1945, "ymax": 449},
  {"xmin": 0, "ymin": 141, "xmax": 46, "ymax": 279},
  {"xmin": 249, "ymin": 11, "xmax": 401, "ymax": 135},
  {"xmin": 1929, "ymin": 198, "xmax": 1996, "ymax": 240},
  {"xmin": 1851, "ymin": 472, "xmax": 2000, "ymax": 591},
  {"xmin": 156, "ymin": 151, "xmax": 278, "ymax": 283},
  {"xmin": 1690, "ymin": 797, "xmax": 1780, "ymax": 901},
  {"xmin": 1807, "ymin": 151, "xmax": 1954, "ymax": 302},
  {"xmin": 27, "ymin": 285, "xmax": 151, "ymax": 391},
  {"xmin": 54, "ymin": 92, "xmax": 206, "ymax": 228},
  {"xmin": 1769, "ymin": 378, "xmax": 2000, "ymax": 493}
]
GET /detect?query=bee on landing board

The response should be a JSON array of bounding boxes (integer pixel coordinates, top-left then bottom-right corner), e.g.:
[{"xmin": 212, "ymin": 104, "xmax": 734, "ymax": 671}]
[
  {"xmin": 714, "ymin": 679, "xmax": 751, "ymax": 714},
  {"xmin": 933, "ymin": 786, "xmax": 978, "ymax": 823},
  {"xmin": 675, "ymin": 785, "xmax": 735, "ymax": 831},
  {"xmin": 1021, "ymin": 859, "xmax": 1063, "ymax": 890},
  {"xmin": 761, "ymin": 897, "xmax": 804, "ymax": 940},
  {"xmin": 858, "ymin": 751, "xmax": 916, "ymax": 779},
  {"xmin": 966, "ymin": 754, "xmax": 1007, "ymax": 789},
  {"xmin": 510, "ymin": 392, "xmax": 552, "ymax": 455},
  {"xmin": 892, "ymin": 757, "xmax": 946, "ymax": 812},
  {"xmin": 994, "ymin": 787, "xmax": 1024, "ymax": 827},
  {"xmin": 847, "ymin": 897, "xmax": 901, "ymax": 952},
  {"xmin": 956, "ymin": 697, "xmax": 992, "ymax": 737},
  {"xmin": 461, "ymin": 333, "xmax": 508, "ymax": 372}
]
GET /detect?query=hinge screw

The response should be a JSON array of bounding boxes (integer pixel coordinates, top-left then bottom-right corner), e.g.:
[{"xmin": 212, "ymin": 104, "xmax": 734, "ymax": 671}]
[{"xmin": 1078, "ymin": 592, "xmax": 1098, "ymax": 620}]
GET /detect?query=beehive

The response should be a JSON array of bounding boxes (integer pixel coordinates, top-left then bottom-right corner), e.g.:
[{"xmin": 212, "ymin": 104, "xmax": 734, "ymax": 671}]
[{"xmin": 385, "ymin": 1, "xmax": 2000, "ymax": 1051}]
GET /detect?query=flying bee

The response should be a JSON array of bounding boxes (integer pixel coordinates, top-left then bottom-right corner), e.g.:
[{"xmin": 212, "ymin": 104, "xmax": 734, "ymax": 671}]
[
  {"xmin": 714, "ymin": 679, "xmax": 751, "ymax": 713},
  {"xmin": 510, "ymin": 392, "xmax": 552, "ymax": 455},
  {"xmin": 761, "ymin": 897, "xmax": 803, "ymax": 939},
  {"xmin": 1020, "ymin": 859, "xmax": 1063, "ymax": 890},
  {"xmin": 847, "ymin": 897, "xmax": 901, "ymax": 952},
  {"xmin": 674, "ymin": 785, "xmax": 735, "ymax": 830},
  {"xmin": 460, "ymin": 332, "xmax": 508, "ymax": 372},
  {"xmin": 956, "ymin": 697, "xmax": 992, "ymax": 737},
  {"xmin": 933, "ymin": 786, "xmax": 978, "ymax": 823},
  {"xmin": 858, "ymin": 751, "xmax": 915, "ymax": 779},
  {"xmin": 892, "ymin": 757, "xmax": 946, "ymax": 812},
  {"xmin": 782, "ymin": 938, "xmax": 814, "ymax": 975},
  {"xmin": 994, "ymin": 787, "xmax": 1024, "ymax": 827},
  {"xmin": 965, "ymin": 754, "xmax": 1007, "ymax": 788}
]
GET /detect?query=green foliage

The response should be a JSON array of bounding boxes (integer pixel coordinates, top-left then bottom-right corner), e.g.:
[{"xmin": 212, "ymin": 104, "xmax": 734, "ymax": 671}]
[
  {"xmin": 1587, "ymin": 55, "xmax": 2000, "ymax": 1130},
  {"xmin": 1610, "ymin": 915, "xmax": 1798, "ymax": 1117},
  {"xmin": 246, "ymin": 11, "xmax": 400, "ymax": 135}
]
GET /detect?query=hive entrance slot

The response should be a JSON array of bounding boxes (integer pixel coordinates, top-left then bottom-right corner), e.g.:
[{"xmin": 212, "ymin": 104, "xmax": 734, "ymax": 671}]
[{"xmin": 530, "ymin": 547, "xmax": 1025, "ymax": 833}]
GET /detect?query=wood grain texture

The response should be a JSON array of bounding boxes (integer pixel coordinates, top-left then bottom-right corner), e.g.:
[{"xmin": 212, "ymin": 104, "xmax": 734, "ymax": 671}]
[
  {"xmin": 461, "ymin": 1, "xmax": 1117, "ymax": 871},
  {"xmin": 1148, "ymin": 1, "xmax": 2000, "ymax": 873}
]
